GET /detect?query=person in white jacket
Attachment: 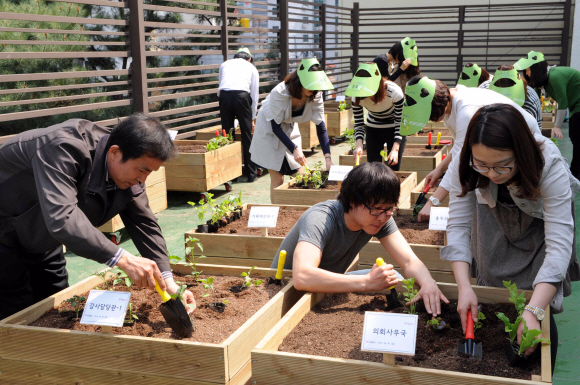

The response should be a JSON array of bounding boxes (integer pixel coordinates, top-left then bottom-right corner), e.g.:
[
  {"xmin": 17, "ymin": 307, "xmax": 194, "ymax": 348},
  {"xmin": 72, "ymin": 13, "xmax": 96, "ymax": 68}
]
[{"xmin": 441, "ymin": 103, "xmax": 579, "ymax": 373}]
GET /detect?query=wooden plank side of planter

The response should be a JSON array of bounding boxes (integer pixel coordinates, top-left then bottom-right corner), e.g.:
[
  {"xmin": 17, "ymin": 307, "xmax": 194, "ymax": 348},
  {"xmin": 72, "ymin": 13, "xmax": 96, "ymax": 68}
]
[
  {"xmin": 411, "ymin": 178, "xmax": 450, "ymax": 207},
  {"xmin": 326, "ymin": 109, "xmax": 350, "ymax": 138},
  {"xmin": 251, "ymin": 284, "xmax": 550, "ymax": 385},
  {"xmin": 405, "ymin": 135, "xmax": 453, "ymax": 145},
  {"xmin": 169, "ymin": 141, "xmax": 242, "ymax": 166},
  {"xmin": 298, "ymin": 121, "xmax": 320, "ymax": 151},
  {"xmin": 271, "ymin": 180, "xmax": 339, "ymax": 206},
  {"xmin": 164, "ymin": 155, "xmax": 242, "ymax": 177},
  {"xmin": 195, "ymin": 125, "xmax": 224, "ymax": 141},
  {"xmin": 167, "ymin": 163, "xmax": 242, "ymax": 192},
  {"xmin": 400, "ymin": 144, "xmax": 447, "ymax": 172}
]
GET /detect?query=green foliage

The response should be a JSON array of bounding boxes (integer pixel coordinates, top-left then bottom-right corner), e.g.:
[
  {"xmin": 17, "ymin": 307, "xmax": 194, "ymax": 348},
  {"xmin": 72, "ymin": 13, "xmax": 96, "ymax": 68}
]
[
  {"xmin": 188, "ymin": 198, "xmax": 209, "ymax": 226},
  {"xmin": 496, "ymin": 312, "xmax": 522, "ymax": 342},
  {"xmin": 294, "ymin": 161, "xmax": 327, "ymax": 189},
  {"xmin": 93, "ymin": 271, "xmax": 111, "ymax": 290},
  {"xmin": 234, "ymin": 191, "xmax": 243, "ymax": 209},
  {"xmin": 518, "ymin": 319, "xmax": 550, "ymax": 355},
  {"xmin": 426, "ymin": 317, "xmax": 440, "ymax": 330},
  {"xmin": 380, "ymin": 149, "xmax": 388, "ymax": 162},
  {"xmin": 126, "ymin": 302, "xmax": 138, "ymax": 324},
  {"xmin": 342, "ymin": 128, "xmax": 357, "ymax": 151},
  {"xmin": 503, "ymin": 280, "xmax": 526, "ymax": 315},
  {"xmin": 550, "ymin": 137, "xmax": 559, "ymax": 146},
  {"xmin": 410, "ymin": 204, "xmax": 424, "ymax": 222},
  {"xmin": 206, "ymin": 130, "xmax": 233, "ymax": 151},
  {"xmin": 113, "ymin": 270, "xmax": 133, "ymax": 288},
  {"xmin": 474, "ymin": 310, "xmax": 486, "ymax": 331},
  {"xmin": 400, "ymin": 278, "xmax": 418, "ymax": 314},
  {"xmin": 337, "ymin": 101, "xmax": 351, "ymax": 112},
  {"xmin": 241, "ymin": 266, "xmax": 263, "ymax": 287},
  {"xmin": 185, "ymin": 237, "xmax": 206, "ymax": 280},
  {"xmin": 198, "ymin": 276, "xmax": 229, "ymax": 305},
  {"xmin": 64, "ymin": 295, "xmax": 86, "ymax": 319}
]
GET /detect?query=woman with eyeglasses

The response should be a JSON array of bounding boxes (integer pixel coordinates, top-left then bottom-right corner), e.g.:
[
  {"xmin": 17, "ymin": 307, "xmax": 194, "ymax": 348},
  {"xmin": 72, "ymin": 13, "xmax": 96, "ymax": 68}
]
[{"xmin": 442, "ymin": 103, "xmax": 580, "ymax": 372}]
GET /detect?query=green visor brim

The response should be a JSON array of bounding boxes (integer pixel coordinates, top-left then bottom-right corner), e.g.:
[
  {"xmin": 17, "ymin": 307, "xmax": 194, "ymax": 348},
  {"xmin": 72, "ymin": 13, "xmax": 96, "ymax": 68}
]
[
  {"xmin": 301, "ymin": 72, "xmax": 335, "ymax": 91},
  {"xmin": 400, "ymin": 107, "xmax": 429, "ymax": 136}
]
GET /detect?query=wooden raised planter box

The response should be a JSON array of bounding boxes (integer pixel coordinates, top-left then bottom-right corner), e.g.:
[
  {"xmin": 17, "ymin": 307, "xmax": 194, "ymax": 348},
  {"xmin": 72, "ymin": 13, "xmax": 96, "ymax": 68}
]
[
  {"xmin": 195, "ymin": 124, "xmax": 242, "ymax": 141},
  {"xmin": 187, "ymin": 204, "xmax": 460, "ymax": 284},
  {"xmin": 410, "ymin": 177, "xmax": 449, "ymax": 207},
  {"xmin": 0, "ymin": 263, "xmax": 302, "ymax": 385},
  {"xmin": 98, "ymin": 167, "xmax": 168, "ymax": 233},
  {"xmin": 324, "ymin": 101, "xmax": 353, "ymax": 138},
  {"xmin": 271, "ymin": 171, "xmax": 417, "ymax": 206},
  {"xmin": 250, "ymin": 283, "xmax": 551, "ymax": 385},
  {"xmin": 165, "ymin": 140, "xmax": 242, "ymax": 192},
  {"xmin": 298, "ymin": 120, "xmax": 320, "ymax": 152},
  {"xmin": 542, "ymin": 112, "xmax": 555, "ymax": 122},
  {"xmin": 541, "ymin": 128, "xmax": 553, "ymax": 138}
]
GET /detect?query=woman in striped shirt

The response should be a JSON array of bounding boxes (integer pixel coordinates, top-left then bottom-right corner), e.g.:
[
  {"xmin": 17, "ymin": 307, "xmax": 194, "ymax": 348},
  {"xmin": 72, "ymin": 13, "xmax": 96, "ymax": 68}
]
[
  {"xmin": 479, "ymin": 65, "xmax": 542, "ymax": 131},
  {"xmin": 348, "ymin": 63, "xmax": 406, "ymax": 169}
]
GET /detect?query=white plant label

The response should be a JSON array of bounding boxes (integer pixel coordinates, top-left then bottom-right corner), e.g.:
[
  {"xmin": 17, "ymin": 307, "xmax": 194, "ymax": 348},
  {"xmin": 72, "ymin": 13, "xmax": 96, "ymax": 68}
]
[
  {"xmin": 361, "ymin": 312, "xmax": 418, "ymax": 355},
  {"xmin": 328, "ymin": 165, "xmax": 353, "ymax": 181},
  {"xmin": 247, "ymin": 206, "xmax": 280, "ymax": 228},
  {"xmin": 80, "ymin": 290, "xmax": 131, "ymax": 327},
  {"xmin": 428, "ymin": 207, "xmax": 450, "ymax": 231},
  {"xmin": 335, "ymin": 95, "xmax": 346, "ymax": 102}
]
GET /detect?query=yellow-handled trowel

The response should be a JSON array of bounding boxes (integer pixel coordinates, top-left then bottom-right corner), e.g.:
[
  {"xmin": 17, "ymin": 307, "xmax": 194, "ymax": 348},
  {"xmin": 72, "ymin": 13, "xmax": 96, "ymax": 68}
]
[{"xmin": 155, "ymin": 280, "xmax": 194, "ymax": 338}]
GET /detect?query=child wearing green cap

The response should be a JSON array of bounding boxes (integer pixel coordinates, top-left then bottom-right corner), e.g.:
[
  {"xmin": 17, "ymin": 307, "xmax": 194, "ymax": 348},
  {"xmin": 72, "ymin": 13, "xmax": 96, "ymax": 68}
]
[
  {"xmin": 515, "ymin": 51, "xmax": 580, "ymax": 179},
  {"xmin": 250, "ymin": 58, "xmax": 334, "ymax": 198}
]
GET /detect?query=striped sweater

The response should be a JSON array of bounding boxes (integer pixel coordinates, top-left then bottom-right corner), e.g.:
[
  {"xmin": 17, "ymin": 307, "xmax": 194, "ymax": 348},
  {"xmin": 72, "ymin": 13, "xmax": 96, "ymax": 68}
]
[
  {"xmin": 479, "ymin": 80, "xmax": 542, "ymax": 130},
  {"xmin": 353, "ymin": 81, "xmax": 405, "ymax": 143}
]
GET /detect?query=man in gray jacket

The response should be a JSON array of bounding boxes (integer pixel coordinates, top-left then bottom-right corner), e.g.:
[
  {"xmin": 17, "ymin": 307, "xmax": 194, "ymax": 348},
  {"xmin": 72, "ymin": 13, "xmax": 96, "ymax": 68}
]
[{"xmin": 0, "ymin": 114, "xmax": 195, "ymax": 319}]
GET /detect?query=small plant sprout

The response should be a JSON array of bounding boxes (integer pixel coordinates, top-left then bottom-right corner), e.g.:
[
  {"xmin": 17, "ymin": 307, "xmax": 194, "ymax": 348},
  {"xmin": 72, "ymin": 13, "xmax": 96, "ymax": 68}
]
[
  {"xmin": 503, "ymin": 280, "xmax": 526, "ymax": 315},
  {"xmin": 188, "ymin": 199, "xmax": 208, "ymax": 226},
  {"xmin": 474, "ymin": 311, "xmax": 486, "ymax": 331},
  {"xmin": 410, "ymin": 204, "xmax": 424, "ymax": 222},
  {"xmin": 170, "ymin": 282, "xmax": 196, "ymax": 310},
  {"xmin": 185, "ymin": 237, "xmax": 206, "ymax": 280},
  {"xmin": 426, "ymin": 317, "xmax": 448, "ymax": 330},
  {"xmin": 242, "ymin": 266, "xmax": 264, "ymax": 287},
  {"xmin": 518, "ymin": 319, "xmax": 550, "ymax": 355},
  {"xmin": 126, "ymin": 302, "xmax": 138, "ymax": 324},
  {"xmin": 64, "ymin": 295, "xmax": 86, "ymax": 319},
  {"xmin": 198, "ymin": 276, "xmax": 229, "ymax": 306},
  {"xmin": 380, "ymin": 149, "xmax": 388, "ymax": 162},
  {"xmin": 400, "ymin": 277, "xmax": 419, "ymax": 315},
  {"xmin": 114, "ymin": 270, "xmax": 133, "ymax": 288},
  {"xmin": 93, "ymin": 270, "xmax": 111, "ymax": 290},
  {"xmin": 234, "ymin": 191, "xmax": 243, "ymax": 209}
]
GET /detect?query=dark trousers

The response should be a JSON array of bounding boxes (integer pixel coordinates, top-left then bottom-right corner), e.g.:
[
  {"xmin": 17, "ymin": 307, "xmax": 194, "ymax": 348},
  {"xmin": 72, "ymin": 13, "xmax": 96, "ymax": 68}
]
[
  {"xmin": 365, "ymin": 126, "xmax": 407, "ymax": 171},
  {"xmin": 568, "ymin": 113, "xmax": 580, "ymax": 180},
  {"xmin": 219, "ymin": 90, "xmax": 257, "ymax": 179},
  {"xmin": 0, "ymin": 242, "xmax": 68, "ymax": 320},
  {"xmin": 550, "ymin": 311, "xmax": 558, "ymax": 375}
]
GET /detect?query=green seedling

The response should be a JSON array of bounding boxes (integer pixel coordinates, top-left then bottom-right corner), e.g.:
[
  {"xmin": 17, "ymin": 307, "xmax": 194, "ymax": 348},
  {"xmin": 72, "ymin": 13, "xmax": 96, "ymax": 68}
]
[
  {"xmin": 410, "ymin": 204, "xmax": 424, "ymax": 222},
  {"xmin": 234, "ymin": 191, "xmax": 243, "ymax": 209},
  {"xmin": 185, "ymin": 237, "xmax": 206, "ymax": 280},
  {"xmin": 380, "ymin": 149, "xmax": 388, "ymax": 162},
  {"xmin": 497, "ymin": 312, "xmax": 523, "ymax": 343},
  {"xmin": 474, "ymin": 310, "xmax": 486, "ymax": 331},
  {"xmin": 503, "ymin": 280, "xmax": 526, "ymax": 315},
  {"xmin": 170, "ymin": 281, "xmax": 196, "ymax": 310},
  {"xmin": 343, "ymin": 128, "xmax": 357, "ymax": 152},
  {"xmin": 550, "ymin": 137, "xmax": 559, "ymax": 146},
  {"xmin": 64, "ymin": 295, "xmax": 86, "ymax": 319},
  {"xmin": 113, "ymin": 270, "xmax": 133, "ymax": 288},
  {"xmin": 126, "ymin": 302, "xmax": 138, "ymax": 324},
  {"xmin": 93, "ymin": 270, "xmax": 111, "ymax": 290},
  {"xmin": 518, "ymin": 319, "xmax": 550, "ymax": 355},
  {"xmin": 188, "ymin": 199, "xmax": 208, "ymax": 226},
  {"xmin": 198, "ymin": 276, "xmax": 229, "ymax": 306},
  {"xmin": 241, "ymin": 266, "xmax": 264, "ymax": 287},
  {"xmin": 400, "ymin": 277, "xmax": 418, "ymax": 315}
]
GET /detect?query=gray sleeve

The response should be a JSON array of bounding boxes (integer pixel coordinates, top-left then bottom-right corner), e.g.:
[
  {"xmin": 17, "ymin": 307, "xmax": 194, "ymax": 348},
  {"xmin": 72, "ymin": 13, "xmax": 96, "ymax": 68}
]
[
  {"xmin": 374, "ymin": 216, "xmax": 398, "ymax": 240},
  {"xmin": 296, "ymin": 209, "xmax": 333, "ymax": 250}
]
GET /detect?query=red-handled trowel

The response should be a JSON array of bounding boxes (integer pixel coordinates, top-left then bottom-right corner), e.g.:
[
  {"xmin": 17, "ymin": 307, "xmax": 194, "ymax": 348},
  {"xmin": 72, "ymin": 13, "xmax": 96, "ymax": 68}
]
[
  {"xmin": 457, "ymin": 310, "xmax": 483, "ymax": 359},
  {"xmin": 155, "ymin": 280, "xmax": 194, "ymax": 338}
]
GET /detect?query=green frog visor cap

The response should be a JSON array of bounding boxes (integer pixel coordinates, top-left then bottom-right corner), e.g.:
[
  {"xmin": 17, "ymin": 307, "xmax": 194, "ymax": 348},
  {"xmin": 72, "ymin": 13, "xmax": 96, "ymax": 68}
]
[
  {"xmin": 237, "ymin": 47, "xmax": 252, "ymax": 57},
  {"xmin": 297, "ymin": 58, "xmax": 334, "ymax": 91},
  {"xmin": 401, "ymin": 37, "xmax": 418, "ymax": 66},
  {"xmin": 514, "ymin": 51, "xmax": 545, "ymax": 71},
  {"xmin": 400, "ymin": 76, "xmax": 436, "ymax": 136},
  {"xmin": 457, "ymin": 63, "xmax": 482, "ymax": 87},
  {"xmin": 489, "ymin": 69, "xmax": 526, "ymax": 107},
  {"xmin": 345, "ymin": 63, "xmax": 382, "ymax": 98}
]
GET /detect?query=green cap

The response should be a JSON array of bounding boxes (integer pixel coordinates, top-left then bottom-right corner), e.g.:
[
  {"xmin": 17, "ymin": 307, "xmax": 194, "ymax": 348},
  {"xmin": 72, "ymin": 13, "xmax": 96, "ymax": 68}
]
[
  {"xmin": 514, "ymin": 51, "xmax": 545, "ymax": 71},
  {"xmin": 401, "ymin": 37, "xmax": 418, "ymax": 66},
  {"xmin": 345, "ymin": 63, "xmax": 382, "ymax": 98},
  {"xmin": 489, "ymin": 69, "xmax": 526, "ymax": 107},
  {"xmin": 401, "ymin": 76, "xmax": 436, "ymax": 136},
  {"xmin": 457, "ymin": 63, "xmax": 482, "ymax": 87},
  {"xmin": 237, "ymin": 47, "xmax": 252, "ymax": 57},
  {"xmin": 297, "ymin": 58, "xmax": 334, "ymax": 91}
]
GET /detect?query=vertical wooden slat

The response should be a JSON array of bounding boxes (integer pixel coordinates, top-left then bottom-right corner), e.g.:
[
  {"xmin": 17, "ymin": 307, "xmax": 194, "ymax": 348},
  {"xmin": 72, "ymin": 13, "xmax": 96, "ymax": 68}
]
[
  {"xmin": 278, "ymin": 0, "xmax": 289, "ymax": 80},
  {"xmin": 561, "ymin": 0, "xmax": 571, "ymax": 65},
  {"xmin": 320, "ymin": 3, "xmax": 327, "ymax": 101},
  {"xmin": 220, "ymin": 0, "xmax": 229, "ymax": 61},
  {"xmin": 351, "ymin": 2, "xmax": 359, "ymax": 74},
  {"xmin": 128, "ymin": 0, "xmax": 148, "ymax": 113}
]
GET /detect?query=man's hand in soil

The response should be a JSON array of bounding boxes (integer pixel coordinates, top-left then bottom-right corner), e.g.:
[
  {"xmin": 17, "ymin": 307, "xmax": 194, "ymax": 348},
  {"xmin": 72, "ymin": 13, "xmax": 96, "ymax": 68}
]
[
  {"xmin": 410, "ymin": 279, "xmax": 450, "ymax": 317},
  {"xmin": 166, "ymin": 278, "xmax": 196, "ymax": 314},
  {"xmin": 365, "ymin": 262, "xmax": 398, "ymax": 291},
  {"xmin": 116, "ymin": 251, "xmax": 165, "ymax": 290}
]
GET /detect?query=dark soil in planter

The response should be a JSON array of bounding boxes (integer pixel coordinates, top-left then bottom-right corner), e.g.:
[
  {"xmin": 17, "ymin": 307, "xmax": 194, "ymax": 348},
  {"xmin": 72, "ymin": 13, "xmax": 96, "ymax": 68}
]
[
  {"xmin": 390, "ymin": 215, "xmax": 445, "ymax": 245},
  {"xmin": 404, "ymin": 147, "xmax": 440, "ymax": 157},
  {"xmin": 278, "ymin": 293, "xmax": 540, "ymax": 380},
  {"xmin": 417, "ymin": 128, "xmax": 450, "ymax": 137},
  {"xmin": 288, "ymin": 174, "xmax": 409, "ymax": 192},
  {"xmin": 178, "ymin": 145, "xmax": 208, "ymax": 153},
  {"xmin": 30, "ymin": 273, "xmax": 285, "ymax": 344}
]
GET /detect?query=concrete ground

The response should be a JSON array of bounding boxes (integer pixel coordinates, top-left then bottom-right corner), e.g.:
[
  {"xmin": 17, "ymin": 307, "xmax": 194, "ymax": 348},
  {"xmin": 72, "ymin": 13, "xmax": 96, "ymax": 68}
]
[{"xmin": 66, "ymin": 127, "xmax": 579, "ymax": 383}]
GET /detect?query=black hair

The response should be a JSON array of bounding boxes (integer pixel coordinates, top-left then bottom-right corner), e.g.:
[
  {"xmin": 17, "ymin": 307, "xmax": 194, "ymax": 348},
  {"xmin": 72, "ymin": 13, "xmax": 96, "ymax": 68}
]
[
  {"xmin": 108, "ymin": 113, "xmax": 177, "ymax": 162},
  {"xmin": 234, "ymin": 51, "xmax": 253, "ymax": 64},
  {"xmin": 388, "ymin": 41, "xmax": 420, "ymax": 78},
  {"xmin": 337, "ymin": 162, "xmax": 401, "ymax": 212},
  {"xmin": 523, "ymin": 60, "xmax": 549, "ymax": 88}
]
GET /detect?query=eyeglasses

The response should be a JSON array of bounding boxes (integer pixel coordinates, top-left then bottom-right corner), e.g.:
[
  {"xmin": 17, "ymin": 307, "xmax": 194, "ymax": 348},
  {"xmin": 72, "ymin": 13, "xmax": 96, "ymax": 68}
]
[
  {"xmin": 469, "ymin": 159, "xmax": 516, "ymax": 174},
  {"xmin": 363, "ymin": 202, "xmax": 397, "ymax": 216}
]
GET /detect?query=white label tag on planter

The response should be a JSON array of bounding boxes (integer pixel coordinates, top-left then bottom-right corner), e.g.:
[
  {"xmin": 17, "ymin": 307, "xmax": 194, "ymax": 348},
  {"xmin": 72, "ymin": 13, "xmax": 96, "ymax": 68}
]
[
  {"xmin": 247, "ymin": 206, "xmax": 280, "ymax": 228},
  {"xmin": 167, "ymin": 129, "xmax": 178, "ymax": 140},
  {"xmin": 428, "ymin": 207, "xmax": 450, "ymax": 231},
  {"xmin": 80, "ymin": 290, "xmax": 131, "ymax": 327},
  {"xmin": 335, "ymin": 95, "xmax": 346, "ymax": 102},
  {"xmin": 328, "ymin": 165, "xmax": 353, "ymax": 181},
  {"xmin": 361, "ymin": 312, "xmax": 418, "ymax": 355}
]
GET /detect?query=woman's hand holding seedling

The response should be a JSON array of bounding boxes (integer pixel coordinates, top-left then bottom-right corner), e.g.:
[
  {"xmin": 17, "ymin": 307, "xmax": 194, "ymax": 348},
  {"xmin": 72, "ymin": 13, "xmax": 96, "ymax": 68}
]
[
  {"xmin": 516, "ymin": 282, "xmax": 556, "ymax": 355},
  {"xmin": 387, "ymin": 150, "xmax": 398, "ymax": 166},
  {"xmin": 365, "ymin": 262, "xmax": 398, "ymax": 291},
  {"xmin": 116, "ymin": 251, "xmax": 165, "ymax": 291},
  {"xmin": 353, "ymin": 139, "xmax": 364, "ymax": 161}
]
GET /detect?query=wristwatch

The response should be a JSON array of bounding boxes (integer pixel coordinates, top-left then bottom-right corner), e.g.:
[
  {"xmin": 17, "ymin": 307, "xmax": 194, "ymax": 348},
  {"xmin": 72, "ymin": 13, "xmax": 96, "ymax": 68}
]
[
  {"xmin": 429, "ymin": 196, "xmax": 441, "ymax": 207},
  {"xmin": 524, "ymin": 305, "xmax": 546, "ymax": 321}
]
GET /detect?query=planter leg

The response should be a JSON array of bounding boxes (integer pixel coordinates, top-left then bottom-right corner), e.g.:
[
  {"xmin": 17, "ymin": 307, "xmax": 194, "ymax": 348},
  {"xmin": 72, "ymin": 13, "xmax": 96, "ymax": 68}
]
[
  {"xmin": 101, "ymin": 326, "xmax": 113, "ymax": 334},
  {"xmin": 383, "ymin": 353, "xmax": 395, "ymax": 365}
]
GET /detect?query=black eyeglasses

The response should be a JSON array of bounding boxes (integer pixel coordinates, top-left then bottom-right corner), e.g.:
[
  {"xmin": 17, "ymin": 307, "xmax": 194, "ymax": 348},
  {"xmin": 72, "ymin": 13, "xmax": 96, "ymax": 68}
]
[
  {"xmin": 469, "ymin": 159, "xmax": 516, "ymax": 174},
  {"xmin": 363, "ymin": 202, "xmax": 397, "ymax": 216}
]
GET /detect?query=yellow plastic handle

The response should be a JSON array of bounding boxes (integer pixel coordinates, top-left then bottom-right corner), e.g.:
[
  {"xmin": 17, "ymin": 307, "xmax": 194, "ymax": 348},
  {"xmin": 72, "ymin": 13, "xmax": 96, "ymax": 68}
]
[
  {"xmin": 356, "ymin": 153, "xmax": 361, "ymax": 166},
  {"xmin": 155, "ymin": 280, "xmax": 172, "ymax": 303},
  {"xmin": 435, "ymin": 132, "xmax": 441, "ymax": 146},
  {"xmin": 276, "ymin": 250, "xmax": 287, "ymax": 280},
  {"xmin": 376, "ymin": 258, "xmax": 395, "ymax": 290}
]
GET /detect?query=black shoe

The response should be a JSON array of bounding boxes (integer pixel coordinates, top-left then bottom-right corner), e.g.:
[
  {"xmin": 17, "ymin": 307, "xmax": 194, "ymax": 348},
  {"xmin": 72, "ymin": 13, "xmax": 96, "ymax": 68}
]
[{"xmin": 247, "ymin": 176, "xmax": 257, "ymax": 183}]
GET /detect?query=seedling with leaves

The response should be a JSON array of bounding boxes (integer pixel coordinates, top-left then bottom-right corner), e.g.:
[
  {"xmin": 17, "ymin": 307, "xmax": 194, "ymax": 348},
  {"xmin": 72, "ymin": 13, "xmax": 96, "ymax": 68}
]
[
  {"xmin": 337, "ymin": 101, "xmax": 351, "ymax": 112},
  {"xmin": 518, "ymin": 319, "xmax": 550, "ymax": 355},
  {"xmin": 198, "ymin": 276, "xmax": 229, "ymax": 310},
  {"xmin": 343, "ymin": 128, "xmax": 357, "ymax": 151},
  {"xmin": 64, "ymin": 295, "xmax": 86, "ymax": 319},
  {"xmin": 93, "ymin": 270, "xmax": 111, "ymax": 290},
  {"xmin": 242, "ymin": 266, "xmax": 264, "ymax": 287},
  {"xmin": 410, "ymin": 204, "xmax": 424, "ymax": 223},
  {"xmin": 114, "ymin": 270, "xmax": 133, "ymax": 288},
  {"xmin": 234, "ymin": 191, "xmax": 243, "ymax": 210},
  {"xmin": 125, "ymin": 302, "xmax": 138, "ymax": 324},
  {"xmin": 503, "ymin": 280, "xmax": 526, "ymax": 315},
  {"xmin": 184, "ymin": 237, "xmax": 206, "ymax": 280},
  {"xmin": 188, "ymin": 199, "xmax": 208, "ymax": 226},
  {"xmin": 474, "ymin": 311, "xmax": 486, "ymax": 331},
  {"xmin": 380, "ymin": 149, "xmax": 388, "ymax": 162},
  {"xmin": 400, "ymin": 277, "xmax": 419, "ymax": 315}
]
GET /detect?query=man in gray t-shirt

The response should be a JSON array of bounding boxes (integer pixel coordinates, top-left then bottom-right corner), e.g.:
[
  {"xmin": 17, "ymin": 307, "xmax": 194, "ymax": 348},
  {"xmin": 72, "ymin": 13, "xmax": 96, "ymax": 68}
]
[{"xmin": 271, "ymin": 163, "xmax": 449, "ymax": 317}]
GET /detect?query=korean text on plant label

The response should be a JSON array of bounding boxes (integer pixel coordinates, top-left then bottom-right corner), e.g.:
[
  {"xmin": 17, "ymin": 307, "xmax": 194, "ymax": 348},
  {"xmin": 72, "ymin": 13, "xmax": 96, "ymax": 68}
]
[
  {"xmin": 428, "ymin": 207, "xmax": 449, "ymax": 231},
  {"xmin": 247, "ymin": 206, "xmax": 280, "ymax": 228},
  {"xmin": 80, "ymin": 290, "xmax": 131, "ymax": 327},
  {"xmin": 361, "ymin": 312, "xmax": 418, "ymax": 355},
  {"xmin": 328, "ymin": 165, "xmax": 353, "ymax": 181}
]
